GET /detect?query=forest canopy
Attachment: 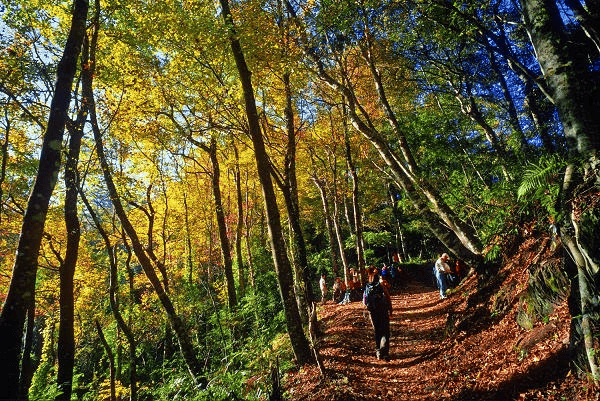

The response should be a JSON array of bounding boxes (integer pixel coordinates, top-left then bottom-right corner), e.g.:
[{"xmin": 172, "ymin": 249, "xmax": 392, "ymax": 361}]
[{"xmin": 0, "ymin": 0, "xmax": 599, "ymax": 399}]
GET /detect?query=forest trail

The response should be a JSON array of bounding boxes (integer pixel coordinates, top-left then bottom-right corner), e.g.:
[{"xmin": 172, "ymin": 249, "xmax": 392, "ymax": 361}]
[
  {"xmin": 284, "ymin": 265, "xmax": 582, "ymax": 401},
  {"xmin": 286, "ymin": 280, "xmax": 459, "ymax": 400}
]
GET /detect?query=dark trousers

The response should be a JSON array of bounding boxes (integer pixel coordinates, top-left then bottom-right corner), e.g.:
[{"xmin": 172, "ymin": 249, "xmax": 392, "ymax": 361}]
[{"xmin": 369, "ymin": 308, "xmax": 390, "ymax": 357}]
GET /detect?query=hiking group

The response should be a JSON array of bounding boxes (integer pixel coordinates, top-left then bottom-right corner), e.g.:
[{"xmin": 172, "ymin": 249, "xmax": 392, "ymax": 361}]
[{"xmin": 318, "ymin": 253, "xmax": 468, "ymax": 361}]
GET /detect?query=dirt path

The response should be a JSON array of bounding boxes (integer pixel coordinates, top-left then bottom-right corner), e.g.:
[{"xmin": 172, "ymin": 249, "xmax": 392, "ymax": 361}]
[
  {"xmin": 286, "ymin": 281, "xmax": 455, "ymax": 400},
  {"xmin": 284, "ymin": 273, "xmax": 575, "ymax": 401}
]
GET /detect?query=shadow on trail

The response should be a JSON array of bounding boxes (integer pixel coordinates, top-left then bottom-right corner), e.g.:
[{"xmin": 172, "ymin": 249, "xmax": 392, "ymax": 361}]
[
  {"xmin": 399, "ymin": 263, "xmax": 438, "ymax": 289},
  {"xmin": 388, "ymin": 348, "xmax": 444, "ymax": 369},
  {"xmin": 447, "ymin": 347, "xmax": 571, "ymax": 401}
]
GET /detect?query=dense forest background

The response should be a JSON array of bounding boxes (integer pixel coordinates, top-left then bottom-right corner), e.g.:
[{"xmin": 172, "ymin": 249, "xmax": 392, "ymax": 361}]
[{"xmin": 0, "ymin": 0, "xmax": 599, "ymax": 400}]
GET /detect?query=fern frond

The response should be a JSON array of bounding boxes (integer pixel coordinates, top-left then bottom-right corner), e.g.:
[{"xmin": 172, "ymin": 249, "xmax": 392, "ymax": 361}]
[{"xmin": 517, "ymin": 155, "xmax": 566, "ymax": 200}]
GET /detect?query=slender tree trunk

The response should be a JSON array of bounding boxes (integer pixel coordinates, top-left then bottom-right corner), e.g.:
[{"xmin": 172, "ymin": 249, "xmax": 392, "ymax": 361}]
[
  {"xmin": 343, "ymin": 111, "xmax": 365, "ymax": 275},
  {"xmin": 209, "ymin": 138, "xmax": 237, "ymax": 309},
  {"xmin": 219, "ymin": 0, "xmax": 314, "ymax": 365},
  {"xmin": 388, "ymin": 185, "xmax": 406, "ymax": 263},
  {"xmin": 95, "ymin": 320, "xmax": 116, "ymax": 401},
  {"xmin": 273, "ymin": 71, "xmax": 315, "ymax": 319},
  {"xmin": 0, "ymin": 1, "xmax": 88, "ymax": 397},
  {"xmin": 183, "ymin": 191, "xmax": 194, "ymax": 282},
  {"xmin": 0, "ymin": 111, "xmax": 9, "ymax": 224},
  {"xmin": 312, "ymin": 177, "xmax": 340, "ymax": 277},
  {"xmin": 233, "ymin": 145, "xmax": 246, "ymax": 296},
  {"xmin": 203, "ymin": 138, "xmax": 237, "ymax": 309},
  {"xmin": 187, "ymin": 137, "xmax": 237, "ymax": 309},
  {"xmin": 121, "ymin": 230, "xmax": 138, "ymax": 400},
  {"xmin": 331, "ymin": 176, "xmax": 351, "ymax": 285},
  {"xmin": 487, "ymin": 42, "xmax": 527, "ymax": 159},
  {"xmin": 244, "ymin": 175, "xmax": 256, "ymax": 288},
  {"xmin": 453, "ymin": 87, "xmax": 512, "ymax": 181},
  {"xmin": 523, "ymin": 81, "xmax": 557, "ymax": 152}
]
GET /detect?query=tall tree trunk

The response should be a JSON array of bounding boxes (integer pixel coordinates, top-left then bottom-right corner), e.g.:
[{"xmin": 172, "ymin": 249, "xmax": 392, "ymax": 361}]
[
  {"xmin": 453, "ymin": 86, "xmax": 512, "ymax": 181},
  {"xmin": 18, "ymin": 303, "xmax": 36, "ymax": 401},
  {"xmin": 183, "ymin": 191, "xmax": 194, "ymax": 282},
  {"xmin": 523, "ymin": 81, "xmax": 557, "ymax": 153},
  {"xmin": 388, "ymin": 185, "xmax": 406, "ymax": 263},
  {"xmin": 0, "ymin": 1, "xmax": 88, "ymax": 397},
  {"xmin": 487, "ymin": 41, "xmax": 527, "ymax": 159},
  {"xmin": 186, "ymin": 135, "xmax": 237, "ymax": 308},
  {"xmin": 343, "ymin": 109, "xmax": 365, "ymax": 275},
  {"xmin": 208, "ymin": 138, "xmax": 237, "ymax": 309},
  {"xmin": 55, "ymin": 15, "xmax": 98, "ymax": 396},
  {"xmin": 219, "ymin": 0, "xmax": 314, "ymax": 365},
  {"xmin": 312, "ymin": 177, "xmax": 341, "ymax": 278},
  {"xmin": 121, "ymin": 230, "xmax": 138, "ymax": 400},
  {"xmin": 95, "ymin": 319, "xmax": 116, "ymax": 401},
  {"xmin": 56, "ymin": 105, "xmax": 84, "ymax": 401},
  {"xmin": 193, "ymin": 137, "xmax": 238, "ymax": 310},
  {"xmin": 330, "ymin": 174, "xmax": 351, "ymax": 285},
  {"xmin": 521, "ymin": 0, "xmax": 600, "ymax": 379},
  {"xmin": 233, "ymin": 144, "xmax": 246, "ymax": 296},
  {"xmin": 0, "ymin": 110, "xmax": 9, "ymax": 224},
  {"xmin": 272, "ymin": 71, "xmax": 314, "ymax": 320},
  {"xmin": 244, "ymin": 172, "xmax": 256, "ymax": 288}
]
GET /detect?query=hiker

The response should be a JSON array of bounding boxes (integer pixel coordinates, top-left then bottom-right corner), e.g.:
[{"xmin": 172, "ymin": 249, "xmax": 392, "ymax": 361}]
[
  {"xmin": 319, "ymin": 274, "xmax": 328, "ymax": 304},
  {"xmin": 434, "ymin": 253, "xmax": 452, "ymax": 299},
  {"xmin": 340, "ymin": 275, "xmax": 355, "ymax": 304},
  {"xmin": 332, "ymin": 277, "xmax": 346, "ymax": 303},
  {"xmin": 363, "ymin": 266, "xmax": 392, "ymax": 360},
  {"xmin": 349, "ymin": 268, "xmax": 362, "ymax": 302},
  {"xmin": 454, "ymin": 259, "xmax": 467, "ymax": 280},
  {"xmin": 448, "ymin": 259, "xmax": 466, "ymax": 288}
]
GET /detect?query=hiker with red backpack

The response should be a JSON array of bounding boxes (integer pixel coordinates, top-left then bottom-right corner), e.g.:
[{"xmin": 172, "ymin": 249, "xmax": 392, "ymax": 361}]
[{"xmin": 363, "ymin": 266, "xmax": 393, "ymax": 360}]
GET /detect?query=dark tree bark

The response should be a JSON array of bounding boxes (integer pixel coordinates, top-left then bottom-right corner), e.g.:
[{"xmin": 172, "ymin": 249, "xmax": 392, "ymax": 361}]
[
  {"xmin": 521, "ymin": 0, "xmax": 600, "ymax": 379},
  {"xmin": 233, "ymin": 144, "xmax": 246, "ymax": 296},
  {"xmin": 17, "ymin": 303, "xmax": 36, "ymax": 401},
  {"xmin": 55, "ymin": 93, "xmax": 84, "ymax": 401},
  {"xmin": 190, "ymin": 137, "xmax": 238, "ymax": 310},
  {"xmin": 388, "ymin": 184, "xmax": 407, "ymax": 263},
  {"xmin": 219, "ymin": 0, "xmax": 315, "ymax": 365},
  {"xmin": 183, "ymin": 191, "xmax": 195, "ymax": 282},
  {"xmin": 343, "ymin": 105, "xmax": 366, "ymax": 275},
  {"xmin": 270, "ymin": 71, "xmax": 315, "ymax": 320},
  {"xmin": 486, "ymin": 41, "xmax": 528, "ymax": 159},
  {"xmin": 331, "ymin": 178, "xmax": 351, "ymax": 283},
  {"xmin": 0, "ymin": 110, "xmax": 8, "ymax": 224},
  {"xmin": 207, "ymin": 137, "xmax": 237, "ymax": 309},
  {"xmin": 0, "ymin": 1, "xmax": 89, "ymax": 397},
  {"xmin": 244, "ymin": 172, "xmax": 257, "ymax": 288},
  {"xmin": 95, "ymin": 319, "xmax": 116, "ymax": 401},
  {"xmin": 55, "ymin": 12, "xmax": 100, "ymax": 396}
]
